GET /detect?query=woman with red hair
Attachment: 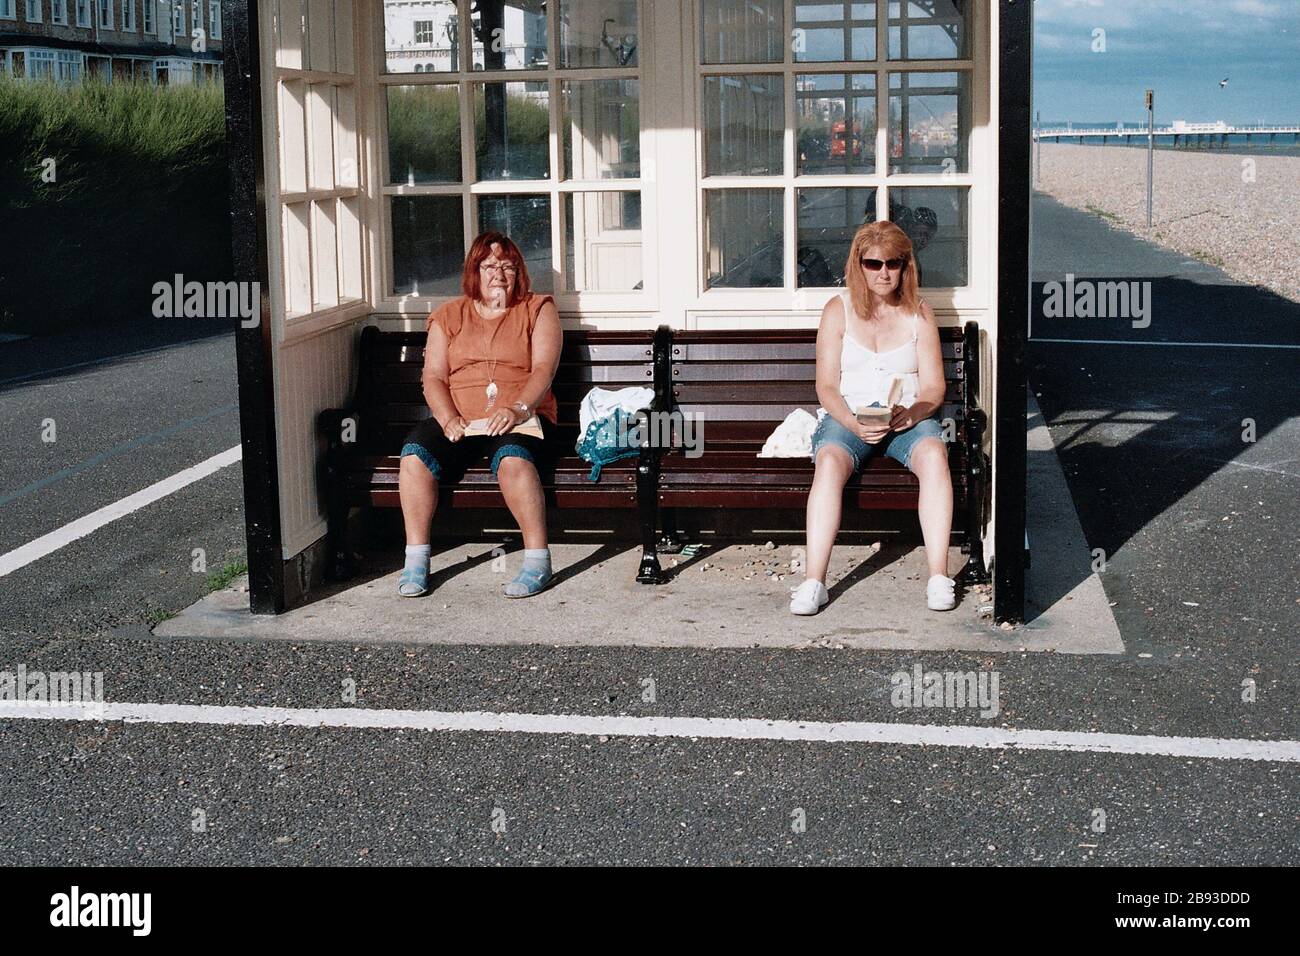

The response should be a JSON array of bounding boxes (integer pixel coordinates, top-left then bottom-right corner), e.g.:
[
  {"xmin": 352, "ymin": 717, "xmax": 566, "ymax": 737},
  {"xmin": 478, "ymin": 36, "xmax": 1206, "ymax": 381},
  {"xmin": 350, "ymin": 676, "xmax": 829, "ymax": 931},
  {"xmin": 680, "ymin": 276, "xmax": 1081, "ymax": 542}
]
[
  {"xmin": 396, "ymin": 232, "xmax": 562, "ymax": 599},
  {"xmin": 789, "ymin": 221, "xmax": 957, "ymax": 615}
]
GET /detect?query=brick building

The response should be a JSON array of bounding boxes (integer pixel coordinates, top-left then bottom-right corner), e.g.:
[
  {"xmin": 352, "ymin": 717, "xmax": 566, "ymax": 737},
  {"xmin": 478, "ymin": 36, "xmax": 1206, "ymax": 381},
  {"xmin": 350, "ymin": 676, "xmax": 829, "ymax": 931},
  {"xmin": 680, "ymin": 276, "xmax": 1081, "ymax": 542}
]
[{"xmin": 1, "ymin": 0, "xmax": 222, "ymax": 84}]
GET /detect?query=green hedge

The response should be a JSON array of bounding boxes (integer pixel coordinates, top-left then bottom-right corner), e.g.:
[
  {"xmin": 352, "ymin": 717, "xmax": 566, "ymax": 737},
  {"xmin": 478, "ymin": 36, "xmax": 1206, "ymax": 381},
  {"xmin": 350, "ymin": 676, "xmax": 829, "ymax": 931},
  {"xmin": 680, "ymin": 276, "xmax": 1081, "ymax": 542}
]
[{"xmin": 0, "ymin": 77, "xmax": 232, "ymax": 335}]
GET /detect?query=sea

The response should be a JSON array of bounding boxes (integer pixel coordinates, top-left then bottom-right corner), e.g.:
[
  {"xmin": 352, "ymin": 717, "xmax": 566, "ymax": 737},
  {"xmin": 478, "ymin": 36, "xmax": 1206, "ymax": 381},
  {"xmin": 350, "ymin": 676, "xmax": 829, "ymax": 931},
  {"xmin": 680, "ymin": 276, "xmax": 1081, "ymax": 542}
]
[{"xmin": 1039, "ymin": 122, "xmax": 1300, "ymax": 158}]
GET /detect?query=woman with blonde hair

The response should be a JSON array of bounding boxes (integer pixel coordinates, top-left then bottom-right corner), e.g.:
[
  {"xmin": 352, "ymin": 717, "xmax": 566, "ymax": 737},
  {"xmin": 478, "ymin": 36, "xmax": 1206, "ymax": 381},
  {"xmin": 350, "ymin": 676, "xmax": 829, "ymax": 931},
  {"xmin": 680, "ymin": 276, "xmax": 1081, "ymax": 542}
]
[{"xmin": 789, "ymin": 221, "xmax": 956, "ymax": 615}]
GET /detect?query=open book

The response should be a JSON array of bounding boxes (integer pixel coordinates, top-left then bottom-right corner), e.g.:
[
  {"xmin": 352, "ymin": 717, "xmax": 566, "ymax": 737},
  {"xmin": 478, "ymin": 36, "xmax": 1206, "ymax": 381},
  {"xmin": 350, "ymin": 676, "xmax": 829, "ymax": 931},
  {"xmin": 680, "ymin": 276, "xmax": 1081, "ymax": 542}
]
[
  {"xmin": 462, "ymin": 414, "xmax": 544, "ymax": 439},
  {"xmin": 854, "ymin": 376, "xmax": 903, "ymax": 422}
]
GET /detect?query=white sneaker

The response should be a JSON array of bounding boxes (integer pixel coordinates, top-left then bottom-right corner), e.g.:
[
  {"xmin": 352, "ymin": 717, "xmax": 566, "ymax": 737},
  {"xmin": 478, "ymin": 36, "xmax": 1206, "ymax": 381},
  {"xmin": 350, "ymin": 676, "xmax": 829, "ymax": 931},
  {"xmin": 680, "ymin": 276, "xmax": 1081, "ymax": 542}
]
[
  {"xmin": 789, "ymin": 579, "xmax": 829, "ymax": 615},
  {"xmin": 926, "ymin": 574, "xmax": 957, "ymax": 611}
]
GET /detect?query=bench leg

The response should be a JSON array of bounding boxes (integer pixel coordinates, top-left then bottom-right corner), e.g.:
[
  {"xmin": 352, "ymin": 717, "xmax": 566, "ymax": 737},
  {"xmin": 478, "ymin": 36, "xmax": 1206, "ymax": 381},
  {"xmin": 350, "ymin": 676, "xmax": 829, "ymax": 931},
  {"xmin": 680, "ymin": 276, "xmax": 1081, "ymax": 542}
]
[
  {"xmin": 657, "ymin": 507, "xmax": 684, "ymax": 554},
  {"xmin": 324, "ymin": 477, "xmax": 358, "ymax": 581},
  {"xmin": 635, "ymin": 457, "xmax": 664, "ymax": 584}
]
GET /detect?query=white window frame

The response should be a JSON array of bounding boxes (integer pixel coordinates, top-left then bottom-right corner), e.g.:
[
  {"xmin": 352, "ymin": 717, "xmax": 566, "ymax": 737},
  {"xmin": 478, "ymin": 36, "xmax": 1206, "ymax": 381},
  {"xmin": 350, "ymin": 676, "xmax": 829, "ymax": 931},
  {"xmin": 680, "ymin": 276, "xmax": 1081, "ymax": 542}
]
[
  {"xmin": 51, "ymin": 0, "xmax": 67, "ymax": 24},
  {"xmin": 122, "ymin": 0, "xmax": 135, "ymax": 30},
  {"xmin": 208, "ymin": 0, "xmax": 219, "ymax": 39},
  {"xmin": 172, "ymin": 0, "xmax": 183, "ymax": 35},
  {"xmin": 373, "ymin": 0, "xmax": 657, "ymax": 317},
  {"xmin": 28, "ymin": 49, "xmax": 56, "ymax": 78},
  {"xmin": 56, "ymin": 49, "xmax": 82, "ymax": 82},
  {"xmin": 0, "ymin": 0, "xmax": 17, "ymax": 20},
  {"xmin": 142, "ymin": 0, "xmax": 152, "ymax": 33},
  {"xmin": 189, "ymin": 0, "xmax": 198, "ymax": 33},
  {"xmin": 97, "ymin": 0, "xmax": 111, "ymax": 29},
  {"xmin": 25, "ymin": 0, "xmax": 41, "ymax": 23}
]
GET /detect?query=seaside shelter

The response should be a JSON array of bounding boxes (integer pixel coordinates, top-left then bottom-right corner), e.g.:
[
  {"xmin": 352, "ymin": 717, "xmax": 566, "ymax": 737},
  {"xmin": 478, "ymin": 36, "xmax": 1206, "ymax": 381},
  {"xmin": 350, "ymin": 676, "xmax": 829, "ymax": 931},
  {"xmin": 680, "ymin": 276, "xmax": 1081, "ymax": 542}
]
[{"xmin": 221, "ymin": 0, "xmax": 1033, "ymax": 620}]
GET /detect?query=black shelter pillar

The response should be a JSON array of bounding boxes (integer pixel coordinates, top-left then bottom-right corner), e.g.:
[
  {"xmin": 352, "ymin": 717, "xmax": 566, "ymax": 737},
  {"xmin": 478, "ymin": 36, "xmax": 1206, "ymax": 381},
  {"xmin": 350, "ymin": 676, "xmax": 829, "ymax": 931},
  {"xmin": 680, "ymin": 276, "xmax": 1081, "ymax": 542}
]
[
  {"xmin": 223, "ymin": 0, "xmax": 286, "ymax": 614},
  {"xmin": 994, "ymin": 0, "xmax": 1032, "ymax": 623}
]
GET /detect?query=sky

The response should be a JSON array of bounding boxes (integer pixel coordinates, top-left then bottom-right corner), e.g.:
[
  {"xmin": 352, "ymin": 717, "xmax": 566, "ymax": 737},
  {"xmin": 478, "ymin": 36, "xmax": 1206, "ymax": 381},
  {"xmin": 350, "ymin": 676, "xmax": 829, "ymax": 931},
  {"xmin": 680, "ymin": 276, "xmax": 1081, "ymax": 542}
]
[{"xmin": 1033, "ymin": 0, "xmax": 1300, "ymax": 125}]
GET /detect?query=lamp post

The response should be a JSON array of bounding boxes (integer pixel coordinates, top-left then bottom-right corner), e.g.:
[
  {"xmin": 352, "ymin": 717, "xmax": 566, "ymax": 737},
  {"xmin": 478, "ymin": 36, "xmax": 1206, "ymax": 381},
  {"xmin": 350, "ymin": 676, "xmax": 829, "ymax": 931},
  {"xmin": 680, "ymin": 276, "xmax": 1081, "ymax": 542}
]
[{"xmin": 1145, "ymin": 89, "xmax": 1154, "ymax": 227}]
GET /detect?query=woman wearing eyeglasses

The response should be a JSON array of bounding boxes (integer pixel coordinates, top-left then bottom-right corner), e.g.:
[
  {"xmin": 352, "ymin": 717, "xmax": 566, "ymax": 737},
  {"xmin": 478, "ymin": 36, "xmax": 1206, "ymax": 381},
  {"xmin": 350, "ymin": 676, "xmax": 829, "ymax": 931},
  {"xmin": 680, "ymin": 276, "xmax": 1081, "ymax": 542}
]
[
  {"xmin": 789, "ymin": 220, "xmax": 957, "ymax": 615},
  {"xmin": 396, "ymin": 231, "xmax": 562, "ymax": 599}
]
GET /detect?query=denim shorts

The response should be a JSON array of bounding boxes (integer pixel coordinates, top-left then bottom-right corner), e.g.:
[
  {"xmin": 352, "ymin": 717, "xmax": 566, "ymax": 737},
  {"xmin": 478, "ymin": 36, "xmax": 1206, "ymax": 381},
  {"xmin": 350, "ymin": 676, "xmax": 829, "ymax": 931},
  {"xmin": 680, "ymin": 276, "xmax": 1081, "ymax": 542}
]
[
  {"xmin": 810, "ymin": 412, "xmax": 945, "ymax": 472},
  {"xmin": 400, "ymin": 415, "xmax": 555, "ymax": 482}
]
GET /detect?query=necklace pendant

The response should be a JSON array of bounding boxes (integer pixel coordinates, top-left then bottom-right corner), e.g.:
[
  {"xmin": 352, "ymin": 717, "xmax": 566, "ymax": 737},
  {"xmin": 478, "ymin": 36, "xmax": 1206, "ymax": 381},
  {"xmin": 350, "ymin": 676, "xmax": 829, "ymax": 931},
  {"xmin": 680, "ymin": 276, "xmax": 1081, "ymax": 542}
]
[{"xmin": 485, "ymin": 380, "xmax": 498, "ymax": 410}]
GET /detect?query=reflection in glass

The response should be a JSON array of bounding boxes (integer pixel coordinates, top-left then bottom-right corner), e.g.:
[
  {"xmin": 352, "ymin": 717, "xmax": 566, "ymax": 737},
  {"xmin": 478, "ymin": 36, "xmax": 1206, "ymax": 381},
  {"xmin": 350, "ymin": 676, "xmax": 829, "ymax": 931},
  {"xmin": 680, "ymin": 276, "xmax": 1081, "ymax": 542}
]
[
  {"xmin": 391, "ymin": 195, "xmax": 465, "ymax": 296},
  {"xmin": 885, "ymin": 187, "xmax": 967, "ymax": 287},
  {"xmin": 796, "ymin": 187, "xmax": 877, "ymax": 288},
  {"xmin": 889, "ymin": 72, "xmax": 969, "ymax": 173},
  {"xmin": 471, "ymin": 0, "xmax": 549, "ymax": 70},
  {"xmin": 478, "ymin": 194, "xmax": 554, "ymax": 291},
  {"xmin": 562, "ymin": 80, "xmax": 640, "ymax": 179},
  {"xmin": 474, "ymin": 82, "xmax": 551, "ymax": 180},
  {"xmin": 888, "ymin": 0, "xmax": 968, "ymax": 60},
  {"xmin": 794, "ymin": 2, "xmax": 876, "ymax": 62},
  {"xmin": 383, "ymin": 0, "xmax": 459, "ymax": 74},
  {"xmin": 564, "ymin": 192, "xmax": 643, "ymax": 291},
  {"xmin": 386, "ymin": 85, "xmax": 462, "ymax": 184},
  {"xmin": 700, "ymin": 0, "xmax": 783, "ymax": 64},
  {"xmin": 704, "ymin": 189, "xmax": 783, "ymax": 289},
  {"xmin": 703, "ymin": 75, "xmax": 783, "ymax": 177},
  {"xmin": 559, "ymin": 0, "xmax": 639, "ymax": 68},
  {"xmin": 797, "ymin": 73, "xmax": 876, "ymax": 175}
]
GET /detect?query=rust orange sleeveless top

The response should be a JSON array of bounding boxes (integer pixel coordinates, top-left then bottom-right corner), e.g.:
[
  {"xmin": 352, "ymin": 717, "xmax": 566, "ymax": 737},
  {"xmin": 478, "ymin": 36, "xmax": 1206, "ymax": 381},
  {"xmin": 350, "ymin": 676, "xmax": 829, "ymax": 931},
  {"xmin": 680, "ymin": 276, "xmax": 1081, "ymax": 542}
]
[{"xmin": 426, "ymin": 293, "xmax": 559, "ymax": 424}]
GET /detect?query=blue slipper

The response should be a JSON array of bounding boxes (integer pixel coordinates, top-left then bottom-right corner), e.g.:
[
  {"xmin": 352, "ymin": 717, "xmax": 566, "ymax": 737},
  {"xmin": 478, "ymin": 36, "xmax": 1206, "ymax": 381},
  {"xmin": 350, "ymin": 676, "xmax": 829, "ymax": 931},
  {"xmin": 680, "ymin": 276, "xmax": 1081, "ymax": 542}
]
[
  {"xmin": 503, "ymin": 557, "xmax": 552, "ymax": 598},
  {"xmin": 397, "ymin": 566, "xmax": 429, "ymax": 598}
]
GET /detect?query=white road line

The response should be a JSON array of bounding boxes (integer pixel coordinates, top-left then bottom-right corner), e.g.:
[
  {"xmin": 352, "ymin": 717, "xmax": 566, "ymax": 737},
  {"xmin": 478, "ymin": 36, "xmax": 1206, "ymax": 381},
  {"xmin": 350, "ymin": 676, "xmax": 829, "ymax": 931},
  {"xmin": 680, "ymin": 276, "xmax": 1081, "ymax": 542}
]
[
  {"xmin": 1031, "ymin": 337, "xmax": 1300, "ymax": 350},
  {"xmin": 0, "ymin": 446, "xmax": 242, "ymax": 578},
  {"xmin": 1, "ymin": 701, "xmax": 1296, "ymax": 764}
]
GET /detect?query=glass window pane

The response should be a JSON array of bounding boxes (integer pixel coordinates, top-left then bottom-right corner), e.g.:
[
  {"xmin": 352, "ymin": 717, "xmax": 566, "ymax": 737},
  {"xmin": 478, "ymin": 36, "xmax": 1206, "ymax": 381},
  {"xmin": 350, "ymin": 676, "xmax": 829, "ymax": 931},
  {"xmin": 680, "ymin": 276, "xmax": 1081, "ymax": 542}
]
[
  {"xmin": 471, "ymin": 0, "xmax": 549, "ymax": 71},
  {"xmin": 386, "ymin": 84, "xmax": 462, "ymax": 184},
  {"xmin": 478, "ymin": 194, "xmax": 554, "ymax": 291},
  {"xmin": 887, "ymin": 187, "xmax": 967, "ymax": 287},
  {"xmin": 383, "ymin": 0, "xmax": 460, "ymax": 74},
  {"xmin": 796, "ymin": 187, "xmax": 876, "ymax": 288},
  {"xmin": 700, "ymin": 0, "xmax": 783, "ymax": 64},
  {"xmin": 704, "ymin": 189, "xmax": 783, "ymax": 289},
  {"xmin": 562, "ymin": 79, "xmax": 640, "ymax": 179},
  {"xmin": 797, "ymin": 73, "xmax": 876, "ymax": 175},
  {"xmin": 559, "ymin": 0, "xmax": 639, "ymax": 68},
  {"xmin": 391, "ymin": 195, "xmax": 464, "ymax": 296},
  {"xmin": 474, "ymin": 82, "xmax": 551, "ymax": 180},
  {"xmin": 703, "ymin": 74, "xmax": 784, "ymax": 177},
  {"xmin": 794, "ymin": 2, "xmax": 876, "ymax": 62},
  {"xmin": 888, "ymin": 0, "xmax": 968, "ymax": 60},
  {"xmin": 889, "ymin": 71, "xmax": 969, "ymax": 173},
  {"xmin": 564, "ymin": 192, "xmax": 643, "ymax": 291}
]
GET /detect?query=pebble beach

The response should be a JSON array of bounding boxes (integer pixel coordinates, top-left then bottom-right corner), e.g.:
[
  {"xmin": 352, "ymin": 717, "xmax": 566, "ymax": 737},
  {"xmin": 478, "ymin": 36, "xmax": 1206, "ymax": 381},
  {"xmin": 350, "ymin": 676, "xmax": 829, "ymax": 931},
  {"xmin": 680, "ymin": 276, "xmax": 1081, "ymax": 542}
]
[{"xmin": 1034, "ymin": 143, "xmax": 1300, "ymax": 303}]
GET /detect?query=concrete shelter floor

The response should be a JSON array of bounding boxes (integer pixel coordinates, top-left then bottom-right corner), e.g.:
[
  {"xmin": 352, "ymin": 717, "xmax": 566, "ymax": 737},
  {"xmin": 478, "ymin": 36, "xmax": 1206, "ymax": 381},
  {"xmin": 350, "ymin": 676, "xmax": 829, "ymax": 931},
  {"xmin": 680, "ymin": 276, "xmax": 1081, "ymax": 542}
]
[{"xmin": 156, "ymin": 396, "xmax": 1124, "ymax": 655}]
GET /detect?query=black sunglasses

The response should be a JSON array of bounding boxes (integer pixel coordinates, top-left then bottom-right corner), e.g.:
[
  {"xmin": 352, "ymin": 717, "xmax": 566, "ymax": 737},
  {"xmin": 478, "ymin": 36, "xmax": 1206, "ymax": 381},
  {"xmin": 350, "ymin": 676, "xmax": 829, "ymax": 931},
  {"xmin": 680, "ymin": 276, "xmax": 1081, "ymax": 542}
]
[{"xmin": 861, "ymin": 256, "xmax": 908, "ymax": 271}]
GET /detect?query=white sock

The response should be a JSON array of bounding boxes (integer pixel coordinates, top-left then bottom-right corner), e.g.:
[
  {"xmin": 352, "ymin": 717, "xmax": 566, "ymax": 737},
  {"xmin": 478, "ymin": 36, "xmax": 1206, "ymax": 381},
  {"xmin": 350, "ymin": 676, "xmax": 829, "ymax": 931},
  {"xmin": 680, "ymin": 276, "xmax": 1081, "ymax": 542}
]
[{"xmin": 404, "ymin": 544, "xmax": 431, "ymax": 571}]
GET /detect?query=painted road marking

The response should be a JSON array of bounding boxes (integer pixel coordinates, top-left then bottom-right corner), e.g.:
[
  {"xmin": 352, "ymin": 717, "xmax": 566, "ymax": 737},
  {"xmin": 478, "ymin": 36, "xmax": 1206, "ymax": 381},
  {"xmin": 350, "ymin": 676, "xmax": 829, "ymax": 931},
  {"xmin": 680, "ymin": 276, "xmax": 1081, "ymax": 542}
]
[
  {"xmin": 1, "ymin": 701, "xmax": 1297, "ymax": 764},
  {"xmin": 0, "ymin": 446, "xmax": 242, "ymax": 578},
  {"xmin": 0, "ymin": 404, "xmax": 238, "ymax": 508},
  {"xmin": 1031, "ymin": 337, "xmax": 1300, "ymax": 350}
]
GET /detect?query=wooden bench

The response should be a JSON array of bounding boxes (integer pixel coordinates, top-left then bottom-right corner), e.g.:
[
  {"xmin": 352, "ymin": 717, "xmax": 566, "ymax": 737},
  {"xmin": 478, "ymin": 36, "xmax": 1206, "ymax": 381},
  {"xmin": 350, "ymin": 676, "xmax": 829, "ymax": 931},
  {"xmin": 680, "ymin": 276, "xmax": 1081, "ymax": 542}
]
[
  {"xmin": 645, "ymin": 323, "xmax": 989, "ymax": 581},
  {"xmin": 319, "ymin": 324, "xmax": 673, "ymax": 583}
]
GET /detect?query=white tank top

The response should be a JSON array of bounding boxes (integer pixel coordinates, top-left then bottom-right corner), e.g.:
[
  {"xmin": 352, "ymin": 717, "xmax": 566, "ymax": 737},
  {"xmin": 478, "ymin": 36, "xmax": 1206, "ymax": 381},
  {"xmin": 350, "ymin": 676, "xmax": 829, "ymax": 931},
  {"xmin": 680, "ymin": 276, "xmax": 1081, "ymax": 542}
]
[{"xmin": 832, "ymin": 290, "xmax": 921, "ymax": 412}]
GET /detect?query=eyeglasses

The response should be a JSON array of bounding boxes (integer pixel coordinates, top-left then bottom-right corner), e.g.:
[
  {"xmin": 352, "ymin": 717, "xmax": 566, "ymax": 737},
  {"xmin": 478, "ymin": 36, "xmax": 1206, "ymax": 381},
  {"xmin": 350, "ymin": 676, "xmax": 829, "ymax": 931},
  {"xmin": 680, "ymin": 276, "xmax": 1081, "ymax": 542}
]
[
  {"xmin": 479, "ymin": 261, "xmax": 518, "ymax": 276},
  {"xmin": 861, "ymin": 257, "xmax": 908, "ymax": 272}
]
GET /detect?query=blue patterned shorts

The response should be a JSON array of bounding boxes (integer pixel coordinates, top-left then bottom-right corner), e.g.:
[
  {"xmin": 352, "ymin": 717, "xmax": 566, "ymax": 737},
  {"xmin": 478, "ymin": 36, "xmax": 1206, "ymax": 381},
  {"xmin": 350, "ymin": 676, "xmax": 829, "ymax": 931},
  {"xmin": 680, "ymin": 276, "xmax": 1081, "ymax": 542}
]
[{"xmin": 811, "ymin": 412, "xmax": 945, "ymax": 471}]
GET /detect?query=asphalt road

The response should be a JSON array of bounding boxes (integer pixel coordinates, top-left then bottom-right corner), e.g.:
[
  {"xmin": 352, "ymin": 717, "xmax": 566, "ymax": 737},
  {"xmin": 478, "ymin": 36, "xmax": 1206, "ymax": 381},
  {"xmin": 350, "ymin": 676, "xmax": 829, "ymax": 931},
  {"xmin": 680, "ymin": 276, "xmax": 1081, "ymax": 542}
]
[{"xmin": 0, "ymin": 198, "xmax": 1295, "ymax": 866}]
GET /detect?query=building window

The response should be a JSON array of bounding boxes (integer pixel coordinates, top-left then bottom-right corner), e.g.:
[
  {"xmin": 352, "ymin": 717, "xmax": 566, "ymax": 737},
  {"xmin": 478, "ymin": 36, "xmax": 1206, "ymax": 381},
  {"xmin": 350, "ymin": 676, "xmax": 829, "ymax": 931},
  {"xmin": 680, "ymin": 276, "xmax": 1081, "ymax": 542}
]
[
  {"xmin": 28, "ymin": 50, "xmax": 56, "ymax": 79},
  {"xmin": 75, "ymin": 0, "xmax": 88, "ymax": 26},
  {"xmin": 97, "ymin": 0, "xmax": 110, "ymax": 29},
  {"xmin": 25, "ymin": 0, "xmax": 41, "ymax": 22},
  {"xmin": 56, "ymin": 50, "xmax": 82, "ymax": 82},
  {"xmin": 0, "ymin": 0, "xmax": 17, "ymax": 19},
  {"xmin": 51, "ymin": 0, "xmax": 66, "ymax": 23},
  {"xmin": 172, "ymin": 0, "xmax": 182, "ymax": 35},
  {"xmin": 699, "ymin": 0, "xmax": 973, "ymax": 291},
  {"xmin": 142, "ymin": 0, "xmax": 152, "ymax": 32},
  {"xmin": 414, "ymin": 19, "xmax": 433, "ymax": 45},
  {"xmin": 189, "ymin": 0, "xmax": 198, "ymax": 32},
  {"xmin": 122, "ymin": 0, "xmax": 135, "ymax": 30},
  {"xmin": 382, "ymin": 0, "xmax": 643, "ymax": 299},
  {"xmin": 208, "ymin": 0, "xmax": 218, "ymax": 39}
]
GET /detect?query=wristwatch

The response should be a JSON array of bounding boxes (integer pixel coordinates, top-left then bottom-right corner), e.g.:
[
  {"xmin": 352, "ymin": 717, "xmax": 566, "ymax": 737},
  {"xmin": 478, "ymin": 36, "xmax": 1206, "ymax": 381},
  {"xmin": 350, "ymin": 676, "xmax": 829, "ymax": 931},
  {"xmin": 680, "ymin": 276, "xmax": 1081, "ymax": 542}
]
[{"xmin": 510, "ymin": 401, "xmax": 531, "ymax": 419}]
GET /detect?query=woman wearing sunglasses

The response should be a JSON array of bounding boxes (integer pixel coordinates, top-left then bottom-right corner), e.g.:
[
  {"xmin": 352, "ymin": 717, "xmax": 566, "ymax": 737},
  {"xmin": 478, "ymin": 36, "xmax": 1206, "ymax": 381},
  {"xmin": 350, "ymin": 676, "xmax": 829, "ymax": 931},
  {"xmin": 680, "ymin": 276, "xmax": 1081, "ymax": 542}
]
[{"xmin": 789, "ymin": 221, "xmax": 957, "ymax": 615}]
